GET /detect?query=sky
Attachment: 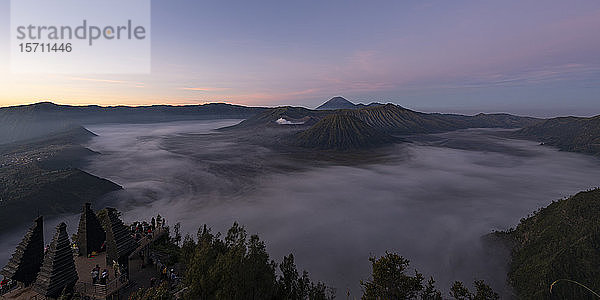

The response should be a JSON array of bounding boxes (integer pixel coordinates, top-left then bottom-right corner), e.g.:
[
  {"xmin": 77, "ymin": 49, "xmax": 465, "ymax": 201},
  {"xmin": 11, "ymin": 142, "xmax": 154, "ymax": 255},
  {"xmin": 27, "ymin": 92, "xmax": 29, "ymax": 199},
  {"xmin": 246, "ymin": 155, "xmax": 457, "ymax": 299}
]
[{"xmin": 0, "ymin": 0, "xmax": 599, "ymax": 116}]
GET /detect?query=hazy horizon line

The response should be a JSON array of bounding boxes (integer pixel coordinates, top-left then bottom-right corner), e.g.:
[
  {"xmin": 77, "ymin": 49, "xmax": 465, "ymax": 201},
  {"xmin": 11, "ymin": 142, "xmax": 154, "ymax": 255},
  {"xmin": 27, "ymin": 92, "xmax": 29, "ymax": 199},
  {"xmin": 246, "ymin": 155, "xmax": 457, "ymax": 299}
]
[{"xmin": 1, "ymin": 98, "xmax": 599, "ymax": 119}]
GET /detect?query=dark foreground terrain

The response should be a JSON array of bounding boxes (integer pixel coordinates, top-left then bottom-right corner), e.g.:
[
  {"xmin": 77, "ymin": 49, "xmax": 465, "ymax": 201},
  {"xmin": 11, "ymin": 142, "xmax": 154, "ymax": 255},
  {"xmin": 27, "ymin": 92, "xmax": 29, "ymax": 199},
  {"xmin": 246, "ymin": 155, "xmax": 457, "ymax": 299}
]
[{"xmin": 0, "ymin": 127, "xmax": 121, "ymax": 231}]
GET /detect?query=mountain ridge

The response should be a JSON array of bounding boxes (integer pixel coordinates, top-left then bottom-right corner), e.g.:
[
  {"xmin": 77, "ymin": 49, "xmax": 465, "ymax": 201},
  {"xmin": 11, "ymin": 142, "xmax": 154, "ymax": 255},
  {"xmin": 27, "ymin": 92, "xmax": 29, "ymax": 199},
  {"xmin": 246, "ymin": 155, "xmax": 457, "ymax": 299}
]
[
  {"xmin": 0, "ymin": 102, "xmax": 267, "ymax": 144},
  {"xmin": 513, "ymin": 115, "xmax": 600, "ymax": 155},
  {"xmin": 229, "ymin": 101, "xmax": 543, "ymax": 150},
  {"xmin": 0, "ymin": 126, "xmax": 121, "ymax": 232},
  {"xmin": 315, "ymin": 96, "xmax": 383, "ymax": 110}
]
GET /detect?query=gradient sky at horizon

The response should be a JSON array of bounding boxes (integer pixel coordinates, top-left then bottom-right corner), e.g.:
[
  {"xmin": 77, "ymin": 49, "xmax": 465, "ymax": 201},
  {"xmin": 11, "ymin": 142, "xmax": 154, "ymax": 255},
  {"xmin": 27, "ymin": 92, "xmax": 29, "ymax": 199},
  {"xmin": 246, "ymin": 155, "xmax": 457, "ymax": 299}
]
[{"xmin": 1, "ymin": 0, "xmax": 599, "ymax": 117}]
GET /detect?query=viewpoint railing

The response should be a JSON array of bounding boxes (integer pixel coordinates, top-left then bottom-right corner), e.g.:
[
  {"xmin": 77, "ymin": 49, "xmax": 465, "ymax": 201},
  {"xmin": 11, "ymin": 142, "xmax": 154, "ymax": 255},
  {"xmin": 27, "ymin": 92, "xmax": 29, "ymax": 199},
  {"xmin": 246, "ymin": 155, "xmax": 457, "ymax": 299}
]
[
  {"xmin": 74, "ymin": 274, "xmax": 128, "ymax": 300},
  {"xmin": 129, "ymin": 227, "xmax": 167, "ymax": 259}
]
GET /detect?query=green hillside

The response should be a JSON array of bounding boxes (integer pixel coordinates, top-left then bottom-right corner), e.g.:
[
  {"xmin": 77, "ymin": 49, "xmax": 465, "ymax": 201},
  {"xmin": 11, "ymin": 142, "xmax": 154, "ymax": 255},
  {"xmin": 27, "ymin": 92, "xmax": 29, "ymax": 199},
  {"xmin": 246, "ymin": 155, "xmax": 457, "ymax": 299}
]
[{"xmin": 497, "ymin": 188, "xmax": 600, "ymax": 299}]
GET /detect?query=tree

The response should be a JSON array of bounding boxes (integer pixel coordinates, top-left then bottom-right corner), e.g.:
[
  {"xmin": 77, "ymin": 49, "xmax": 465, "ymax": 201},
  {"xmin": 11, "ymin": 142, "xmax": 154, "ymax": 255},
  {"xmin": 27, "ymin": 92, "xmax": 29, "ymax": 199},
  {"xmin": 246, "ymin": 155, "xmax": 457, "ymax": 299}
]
[
  {"xmin": 156, "ymin": 214, "xmax": 163, "ymax": 227},
  {"xmin": 308, "ymin": 281, "xmax": 334, "ymax": 300},
  {"xmin": 421, "ymin": 277, "xmax": 442, "ymax": 300},
  {"xmin": 180, "ymin": 234, "xmax": 196, "ymax": 264},
  {"xmin": 278, "ymin": 253, "xmax": 303, "ymax": 299},
  {"xmin": 472, "ymin": 280, "xmax": 499, "ymax": 300},
  {"xmin": 245, "ymin": 234, "xmax": 277, "ymax": 299},
  {"xmin": 173, "ymin": 222, "xmax": 182, "ymax": 247},
  {"xmin": 185, "ymin": 225, "xmax": 223, "ymax": 299},
  {"xmin": 183, "ymin": 223, "xmax": 332, "ymax": 300},
  {"xmin": 277, "ymin": 253, "xmax": 332, "ymax": 300},
  {"xmin": 361, "ymin": 252, "xmax": 424, "ymax": 300},
  {"xmin": 184, "ymin": 223, "xmax": 277, "ymax": 299},
  {"xmin": 450, "ymin": 280, "xmax": 499, "ymax": 300},
  {"xmin": 129, "ymin": 281, "xmax": 171, "ymax": 300},
  {"xmin": 450, "ymin": 281, "xmax": 472, "ymax": 300}
]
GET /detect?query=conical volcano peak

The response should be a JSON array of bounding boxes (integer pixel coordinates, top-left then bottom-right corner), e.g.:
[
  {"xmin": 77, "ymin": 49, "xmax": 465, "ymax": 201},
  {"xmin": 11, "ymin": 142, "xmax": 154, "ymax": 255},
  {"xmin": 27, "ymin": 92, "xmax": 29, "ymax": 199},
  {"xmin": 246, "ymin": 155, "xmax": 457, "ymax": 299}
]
[{"xmin": 316, "ymin": 96, "xmax": 357, "ymax": 110}]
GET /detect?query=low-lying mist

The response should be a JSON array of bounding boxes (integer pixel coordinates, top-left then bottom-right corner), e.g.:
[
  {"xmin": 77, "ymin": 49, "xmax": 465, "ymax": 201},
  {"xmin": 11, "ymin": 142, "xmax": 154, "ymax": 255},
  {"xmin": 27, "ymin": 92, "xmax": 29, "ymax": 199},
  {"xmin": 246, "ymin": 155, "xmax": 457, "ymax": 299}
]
[{"xmin": 32, "ymin": 120, "xmax": 600, "ymax": 297}]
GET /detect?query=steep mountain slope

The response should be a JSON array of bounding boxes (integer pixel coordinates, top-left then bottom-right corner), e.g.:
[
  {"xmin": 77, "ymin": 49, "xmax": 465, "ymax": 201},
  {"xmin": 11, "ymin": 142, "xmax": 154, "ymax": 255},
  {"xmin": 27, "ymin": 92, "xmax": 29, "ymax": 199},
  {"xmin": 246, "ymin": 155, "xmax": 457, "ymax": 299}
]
[
  {"xmin": 231, "ymin": 106, "xmax": 327, "ymax": 128},
  {"xmin": 296, "ymin": 115, "xmax": 398, "ymax": 150},
  {"xmin": 343, "ymin": 104, "xmax": 541, "ymax": 134},
  {"xmin": 0, "ymin": 128, "xmax": 121, "ymax": 232},
  {"xmin": 496, "ymin": 188, "xmax": 600, "ymax": 299},
  {"xmin": 513, "ymin": 115, "xmax": 600, "ymax": 155},
  {"xmin": 342, "ymin": 104, "xmax": 460, "ymax": 134},
  {"xmin": 0, "ymin": 113, "xmax": 80, "ymax": 145},
  {"xmin": 316, "ymin": 96, "xmax": 358, "ymax": 110}
]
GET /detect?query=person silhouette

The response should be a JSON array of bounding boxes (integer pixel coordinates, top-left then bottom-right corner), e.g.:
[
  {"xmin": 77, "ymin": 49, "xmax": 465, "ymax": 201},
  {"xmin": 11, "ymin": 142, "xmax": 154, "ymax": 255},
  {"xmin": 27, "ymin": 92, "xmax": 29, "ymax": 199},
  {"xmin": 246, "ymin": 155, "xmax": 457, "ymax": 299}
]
[{"xmin": 100, "ymin": 269, "xmax": 109, "ymax": 285}]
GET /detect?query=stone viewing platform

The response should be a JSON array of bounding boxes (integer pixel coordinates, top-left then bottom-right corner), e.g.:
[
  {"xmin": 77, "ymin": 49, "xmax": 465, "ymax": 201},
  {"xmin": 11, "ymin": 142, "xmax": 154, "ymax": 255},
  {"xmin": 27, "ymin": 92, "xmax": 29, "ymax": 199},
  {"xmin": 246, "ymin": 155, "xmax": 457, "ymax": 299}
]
[{"xmin": 0, "ymin": 203, "xmax": 169, "ymax": 300}]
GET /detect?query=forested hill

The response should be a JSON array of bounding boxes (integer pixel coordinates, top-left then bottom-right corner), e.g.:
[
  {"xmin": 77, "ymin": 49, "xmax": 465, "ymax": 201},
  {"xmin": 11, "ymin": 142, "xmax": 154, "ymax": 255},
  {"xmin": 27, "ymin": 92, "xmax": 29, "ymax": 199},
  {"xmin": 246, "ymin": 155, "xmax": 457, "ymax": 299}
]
[
  {"xmin": 496, "ymin": 188, "xmax": 600, "ymax": 299},
  {"xmin": 514, "ymin": 115, "xmax": 600, "ymax": 155}
]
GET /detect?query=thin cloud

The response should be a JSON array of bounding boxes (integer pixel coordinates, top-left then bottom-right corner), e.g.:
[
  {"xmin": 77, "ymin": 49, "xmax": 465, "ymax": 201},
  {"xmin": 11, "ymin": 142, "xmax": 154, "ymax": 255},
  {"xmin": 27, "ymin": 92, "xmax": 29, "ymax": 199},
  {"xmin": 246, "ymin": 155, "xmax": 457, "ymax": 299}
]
[
  {"xmin": 436, "ymin": 64, "xmax": 600, "ymax": 90},
  {"xmin": 65, "ymin": 76, "xmax": 145, "ymax": 86},
  {"xmin": 180, "ymin": 87, "xmax": 230, "ymax": 92}
]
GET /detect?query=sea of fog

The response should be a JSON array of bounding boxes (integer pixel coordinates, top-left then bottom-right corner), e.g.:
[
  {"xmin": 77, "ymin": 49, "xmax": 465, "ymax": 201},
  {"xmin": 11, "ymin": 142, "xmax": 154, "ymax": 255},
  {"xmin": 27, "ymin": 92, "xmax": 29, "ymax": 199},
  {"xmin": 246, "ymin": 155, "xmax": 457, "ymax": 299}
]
[{"xmin": 2, "ymin": 119, "xmax": 600, "ymax": 298}]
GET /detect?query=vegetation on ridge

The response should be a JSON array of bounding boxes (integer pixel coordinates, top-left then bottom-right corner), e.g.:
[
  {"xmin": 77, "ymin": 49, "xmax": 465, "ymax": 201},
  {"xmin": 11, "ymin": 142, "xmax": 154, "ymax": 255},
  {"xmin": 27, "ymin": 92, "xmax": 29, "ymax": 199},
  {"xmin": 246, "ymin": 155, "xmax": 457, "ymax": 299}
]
[
  {"xmin": 125, "ymin": 221, "xmax": 499, "ymax": 300},
  {"xmin": 496, "ymin": 188, "xmax": 600, "ymax": 299},
  {"xmin": 360, "ymin": 252, "xmax": 498, "ymax": 300},
  {"xmin": 127, "ymin": 222, "xmax": 335, "ymax": 300}
]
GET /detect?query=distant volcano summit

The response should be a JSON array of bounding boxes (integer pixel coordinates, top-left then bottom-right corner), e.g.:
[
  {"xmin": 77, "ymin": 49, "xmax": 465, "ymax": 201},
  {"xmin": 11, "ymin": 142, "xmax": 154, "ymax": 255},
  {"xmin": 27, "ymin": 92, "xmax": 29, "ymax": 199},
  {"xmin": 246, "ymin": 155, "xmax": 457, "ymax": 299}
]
[{"xmin": 316, "ymin": 97, "xmax": 358, "ymax": 110}]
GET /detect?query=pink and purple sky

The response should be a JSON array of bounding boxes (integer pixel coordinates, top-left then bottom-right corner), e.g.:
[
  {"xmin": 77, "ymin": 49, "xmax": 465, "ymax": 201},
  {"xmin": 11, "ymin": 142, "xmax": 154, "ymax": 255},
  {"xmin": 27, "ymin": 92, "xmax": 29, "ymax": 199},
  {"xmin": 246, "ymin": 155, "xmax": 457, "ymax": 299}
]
[{"xmin": 1, "ymin": 0, "xmax": 599, "ymax": 117}]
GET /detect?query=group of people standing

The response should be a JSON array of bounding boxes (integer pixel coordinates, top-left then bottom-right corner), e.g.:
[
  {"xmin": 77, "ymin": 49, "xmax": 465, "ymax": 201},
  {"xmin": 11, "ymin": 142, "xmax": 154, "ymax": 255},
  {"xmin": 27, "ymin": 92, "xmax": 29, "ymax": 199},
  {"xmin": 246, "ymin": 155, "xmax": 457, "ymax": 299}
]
[
  {"xmin": 91, "ymin": 264, "xmax": 110, "ymax": 285},
  {"xmin": 0, "ymin": 277, "xmax": 13, "ymax": 295}
]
